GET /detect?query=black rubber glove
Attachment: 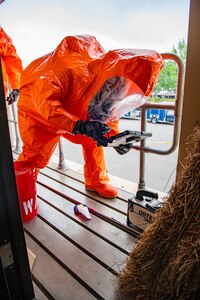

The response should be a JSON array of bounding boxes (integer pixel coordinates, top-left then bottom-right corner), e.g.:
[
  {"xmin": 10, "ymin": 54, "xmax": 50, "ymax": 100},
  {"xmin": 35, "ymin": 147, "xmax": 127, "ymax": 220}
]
[
  {"xmin": 6, "ymin": 89, "xmax": 19, "ymax": 105},
  {"xmin": 73, "ymin": 120, "xmax": 110, "ymax": 144},
  {"xmin": 114, "ymin": 143, "xmax": 133, "ymax": 155}
]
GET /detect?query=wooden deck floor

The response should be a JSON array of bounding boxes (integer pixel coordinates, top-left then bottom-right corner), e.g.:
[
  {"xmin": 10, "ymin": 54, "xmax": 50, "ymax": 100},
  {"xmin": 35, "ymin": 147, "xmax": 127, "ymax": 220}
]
[{"xmin": 14, "ymin": 155, "xmax": 139, "ymax": 300}]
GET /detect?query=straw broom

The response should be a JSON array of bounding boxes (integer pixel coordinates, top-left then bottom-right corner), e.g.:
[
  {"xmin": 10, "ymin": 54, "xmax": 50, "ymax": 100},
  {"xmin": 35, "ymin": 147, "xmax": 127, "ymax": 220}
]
[{"xmin": 118, "ymin": 125, "xmax": 200, "ymax": 300}]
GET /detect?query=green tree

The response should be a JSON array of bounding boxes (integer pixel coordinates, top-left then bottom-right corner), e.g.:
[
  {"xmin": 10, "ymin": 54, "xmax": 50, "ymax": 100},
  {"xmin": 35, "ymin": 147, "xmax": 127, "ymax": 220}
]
[
  {"xmin": 153, "ymin": 39, "xmax": 187, "ymax": 96},
  {"xmin": 172, "ymin": 38, "xmax": 187, "ymax": 63}
]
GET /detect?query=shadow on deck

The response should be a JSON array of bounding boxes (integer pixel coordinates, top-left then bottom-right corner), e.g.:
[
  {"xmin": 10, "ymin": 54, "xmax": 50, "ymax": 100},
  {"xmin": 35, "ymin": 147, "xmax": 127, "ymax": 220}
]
[{"xmin": 13, "ymin": 152, "xmax": 138, "ymax": 300}]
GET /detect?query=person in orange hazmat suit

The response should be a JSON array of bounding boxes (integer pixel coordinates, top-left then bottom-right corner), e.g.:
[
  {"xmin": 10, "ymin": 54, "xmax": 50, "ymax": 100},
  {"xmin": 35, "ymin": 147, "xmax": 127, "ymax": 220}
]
[
  {"xmin": 17, "ymin": 35, "xmax": 163, "ymax": 198},
  {"xmin": 0, "ymin": 26, "xmax": 23, "ymax": 104}
]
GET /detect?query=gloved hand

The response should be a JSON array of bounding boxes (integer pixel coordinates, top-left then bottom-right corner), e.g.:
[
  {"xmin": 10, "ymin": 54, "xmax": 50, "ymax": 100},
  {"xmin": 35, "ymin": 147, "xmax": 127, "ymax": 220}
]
[
  {"xmin": 114, "ymin": 143, "xmax": 133, "ymax": 155},
  {"xmin": 6, "ymin": 89, "xmax": 19, "ymax": 105},
  {"xmin": 73, "ymin": 120, "xmax": 110, "ymax": 144}
]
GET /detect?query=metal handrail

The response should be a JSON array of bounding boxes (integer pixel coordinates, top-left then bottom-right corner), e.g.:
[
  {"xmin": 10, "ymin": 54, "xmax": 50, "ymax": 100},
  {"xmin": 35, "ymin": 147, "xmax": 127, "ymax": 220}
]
[
  {"xmin": 55, "ymin": 53, "xmax": 185, "ymax": 187},
  {"xmin": 133, "ymin": 53, "xmax": 185, "ymax": 189}
]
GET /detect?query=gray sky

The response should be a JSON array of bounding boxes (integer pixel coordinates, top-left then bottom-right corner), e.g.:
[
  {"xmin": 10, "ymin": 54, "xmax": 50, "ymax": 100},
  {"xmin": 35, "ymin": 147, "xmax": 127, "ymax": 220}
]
[{"xmin": 0, "ymin": 0, "xmax": 190, "ymax": 67}]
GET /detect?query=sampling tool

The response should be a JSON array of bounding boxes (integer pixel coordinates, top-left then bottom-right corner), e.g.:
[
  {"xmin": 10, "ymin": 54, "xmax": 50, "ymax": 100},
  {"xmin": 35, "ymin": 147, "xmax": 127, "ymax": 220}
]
[{"xmin": 96, "ymin": 129, "xmax": 152, "ymax": 147}]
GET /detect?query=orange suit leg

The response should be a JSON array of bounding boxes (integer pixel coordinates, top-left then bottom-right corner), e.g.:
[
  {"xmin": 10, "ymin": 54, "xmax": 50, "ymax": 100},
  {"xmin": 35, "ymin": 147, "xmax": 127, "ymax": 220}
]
[
  {"xmin": 62, "ymin": 132, "xmax": 108, "ymax": 185},
  {"xmin": 17, "ymin": 112, "xmax": 60, "ymax": 169},
  {"xmin": 82, "ymin": 141, "xmax": 109, "ymax": 186},
  {"xmin": 62, "ymin": 119, "xmax": 120, "ymax": 186}
]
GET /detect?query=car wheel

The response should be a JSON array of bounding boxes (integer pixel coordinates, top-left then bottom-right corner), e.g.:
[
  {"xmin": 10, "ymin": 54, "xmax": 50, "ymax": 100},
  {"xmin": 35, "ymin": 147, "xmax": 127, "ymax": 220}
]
[{"xmin": 151, "ymin": 117, "xmax": 157, "ymax": 124}]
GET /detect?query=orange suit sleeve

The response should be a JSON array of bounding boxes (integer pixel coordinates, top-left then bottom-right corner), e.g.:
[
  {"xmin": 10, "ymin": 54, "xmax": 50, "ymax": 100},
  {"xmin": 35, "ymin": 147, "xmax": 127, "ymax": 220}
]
[
  {"xmin": 0, "ymin": 27, "xmax": 23, "ymax": 91},
  {"xmin": 29, "ymin": 71, "xmax": 79, "ymax": 133}
]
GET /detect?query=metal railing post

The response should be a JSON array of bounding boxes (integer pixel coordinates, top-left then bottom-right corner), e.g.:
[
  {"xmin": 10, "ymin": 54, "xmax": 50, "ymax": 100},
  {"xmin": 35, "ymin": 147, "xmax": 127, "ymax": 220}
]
[
  {"xmin": 132, "ymin": 53, "xmax": 185, "ymax": 190},
  {"xmin": 57, "ymin": 139, "xmax": 69, "ymax": 170},
  {"xmin": 11, "ymin": 103, "xmax": 21, "ymax": 152},
  {"xmin": 138, "ymin": 107, "xmax": 147, "ymax": 189}
]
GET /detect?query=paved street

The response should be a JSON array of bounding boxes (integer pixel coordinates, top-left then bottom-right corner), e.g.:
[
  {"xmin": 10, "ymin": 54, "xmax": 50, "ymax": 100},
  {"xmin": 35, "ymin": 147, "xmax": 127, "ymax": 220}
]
[{"xmin": 55, "ymin": 118, "xmax": 178, "ymax": 193}]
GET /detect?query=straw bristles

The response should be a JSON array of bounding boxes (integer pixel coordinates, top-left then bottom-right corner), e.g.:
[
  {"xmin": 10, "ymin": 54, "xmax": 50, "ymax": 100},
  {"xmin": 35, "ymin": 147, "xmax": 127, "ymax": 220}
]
[{"xmin": 118, "ymin": 126, "xmax": 200, "ymax": 300}]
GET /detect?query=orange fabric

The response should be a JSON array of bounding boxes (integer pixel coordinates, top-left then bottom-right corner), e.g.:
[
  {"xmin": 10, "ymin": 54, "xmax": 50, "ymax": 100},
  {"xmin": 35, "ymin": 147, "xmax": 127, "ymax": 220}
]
[
  {"xmin": 17, "ymin": 35, "xmax": 163, "ymax": 187},
  {"xmin": 83, "ymin": 142, "xmax": 109, "ymax": 186},
  {"xmin": 18, "ymin": 35, "xmax": 163, "ymax": 134},
  {"xmin": 0, "ymin": 27, "xmax": 23, "ymax": 95},
  {"xmin": 62, "ymin": 119, "xmax": 119, "ymax": 186},
  {"xmin": 17, "ymin": 112, "xmax": 60, "ymax": 168},
  {"xmin": 86, "ymin": 183, "xmax": 118, "ymax": 199}
]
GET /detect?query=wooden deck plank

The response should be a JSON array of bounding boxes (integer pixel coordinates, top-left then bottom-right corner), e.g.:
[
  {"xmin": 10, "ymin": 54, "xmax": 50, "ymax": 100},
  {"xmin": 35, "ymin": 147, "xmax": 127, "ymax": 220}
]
[
  {"xmin": 47, "ymin": 161, "xmax": 135, "ymax": 200},
  {"xmin": 24, "ymin": 217, "xmax": 125, "ymax": 300},
  {"xmin": 40, "ymin": 167, "xmax": 128, "ymax": 212},
  {"xmin": 37, "ymin": 183, "xmax": 137, "ymax": 252},
  {"xmin": 38, "ymin": 173, "xmax": 128, "ymax": 225},
  {"xmin": 13, "ymin": 151, "xmax": 135, "ymax": 298},
  {"xmin": 36, "ymin": 198, "xmax": 127, "ymax": 272},
  {"xmin": 33, "ymin": 283, "xmax": 49, "ymax": 300},
  {"xmin": 13, "ymin": 151, "xmax": 134, "ymax": 204},
  {"xmin": 26, "ymin": 235, "xmax": 96, "ymax": 300}
]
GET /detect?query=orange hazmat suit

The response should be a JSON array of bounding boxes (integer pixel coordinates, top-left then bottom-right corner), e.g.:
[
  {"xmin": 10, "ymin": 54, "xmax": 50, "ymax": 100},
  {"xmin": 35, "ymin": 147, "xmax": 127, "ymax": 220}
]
[
  {"xmin": 17, "ymin": 35, "xmax": 163, "ymax": 198},
  {"xmin": 0, "ymin": 27, "xmax": 23, "ymax": 95}
]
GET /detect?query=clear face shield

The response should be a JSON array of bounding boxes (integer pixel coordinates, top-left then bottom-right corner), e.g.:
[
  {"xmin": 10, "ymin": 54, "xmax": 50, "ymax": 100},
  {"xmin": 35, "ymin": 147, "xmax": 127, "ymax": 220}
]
[{"xmin": 87, "ymin": 76, "xmax": 147, "ymax": 123}]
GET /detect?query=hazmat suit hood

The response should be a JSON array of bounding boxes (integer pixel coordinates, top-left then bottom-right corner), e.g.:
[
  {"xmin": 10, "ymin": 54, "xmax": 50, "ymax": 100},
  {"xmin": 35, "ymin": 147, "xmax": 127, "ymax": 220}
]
[{"xmin": 19, "ymin": 35, "xmax": 163, "ymax": 134}]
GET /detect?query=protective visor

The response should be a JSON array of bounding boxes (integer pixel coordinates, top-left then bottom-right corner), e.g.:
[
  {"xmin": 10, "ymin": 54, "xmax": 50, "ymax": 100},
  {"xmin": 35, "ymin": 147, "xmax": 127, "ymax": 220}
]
[{"xmin": 87, "ymin": 76, "xmax": 147, "ymax": 123}]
